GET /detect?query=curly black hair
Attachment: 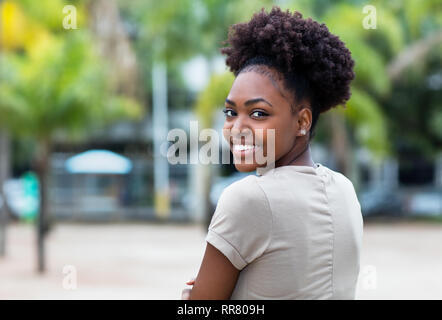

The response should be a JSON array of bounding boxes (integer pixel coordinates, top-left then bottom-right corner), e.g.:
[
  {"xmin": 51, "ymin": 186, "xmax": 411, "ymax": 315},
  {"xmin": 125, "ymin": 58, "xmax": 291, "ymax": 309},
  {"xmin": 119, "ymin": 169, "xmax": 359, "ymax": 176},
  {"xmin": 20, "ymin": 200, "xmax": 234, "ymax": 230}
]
[{"xmin": 220, "ymin": 6, "xmax": 355, "ymax": 140}]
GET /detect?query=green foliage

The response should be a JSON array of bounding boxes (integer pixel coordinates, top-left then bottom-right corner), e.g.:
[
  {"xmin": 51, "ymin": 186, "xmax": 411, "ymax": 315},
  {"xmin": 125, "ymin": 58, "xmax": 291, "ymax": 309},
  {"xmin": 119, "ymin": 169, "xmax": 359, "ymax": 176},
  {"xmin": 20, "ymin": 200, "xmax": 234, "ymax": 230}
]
[
  {"xmin": 120, "ymin": 0, "xmax": 201, "ymax": 63},
  {"xmin": 322, "ymin": 4, "xmax": 392, "ymax": 97},
  {"xmin": 120, "ymin": 0, "xmax": 274, "ymax": 63},
  {"xmin": 15, "ymin": 0, "xmax": 87, "ymax": 32},
  {"xmin": 118, "ymin": 0, "xmax": 273, "ymax": 107},
  {"xmin": 343, "ymin": 88, "xmax": 391, "ymax": 158},
  {"xmin": 195, "ymin": 72, "xmax": 234, "ymax": 127},
  {"xmin": 429, "ymin": 108, "xmax": 442, "ymax": 140},
  {"xmin": 384, "ymin": 43, "xmax": 442, "ymax": 157},
  {"xmin": 0, "ymin": 31, "xmax": 142, "ymax": 140}
]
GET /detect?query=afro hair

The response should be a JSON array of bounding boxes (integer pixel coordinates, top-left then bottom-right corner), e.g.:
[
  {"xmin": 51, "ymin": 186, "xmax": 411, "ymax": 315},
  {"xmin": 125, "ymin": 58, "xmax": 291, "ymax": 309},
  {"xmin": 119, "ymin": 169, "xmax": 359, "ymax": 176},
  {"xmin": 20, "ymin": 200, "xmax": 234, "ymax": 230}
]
[{"xmin": 220, "ymin": 6, "xmax": 355, "ymax": 138}]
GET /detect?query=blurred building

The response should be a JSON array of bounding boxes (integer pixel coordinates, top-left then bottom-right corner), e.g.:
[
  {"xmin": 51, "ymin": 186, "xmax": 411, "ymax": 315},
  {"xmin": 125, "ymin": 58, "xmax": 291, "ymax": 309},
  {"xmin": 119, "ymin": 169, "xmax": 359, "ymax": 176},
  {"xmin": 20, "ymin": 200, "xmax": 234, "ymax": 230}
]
[{"xmin": 48, "ymin": 111, "xmax": 193, "ymax": 222}]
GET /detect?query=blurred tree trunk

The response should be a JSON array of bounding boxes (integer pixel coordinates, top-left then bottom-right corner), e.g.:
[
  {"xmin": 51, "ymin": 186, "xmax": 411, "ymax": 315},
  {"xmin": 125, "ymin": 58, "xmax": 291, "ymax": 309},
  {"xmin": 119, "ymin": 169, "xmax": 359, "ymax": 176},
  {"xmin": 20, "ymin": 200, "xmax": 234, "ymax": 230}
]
[
  {"xmin": 0, "ymin": 130, "xmax": 10, "ymax": 257},
  {"xmin": 152, "ymin": 61, "xmax": 170, "ymax": 219},
  {"xmin": 387, "ymin": 30, "xmax": 442, "ymax": 81},
  {"xmin": 87, "ymin": 0, "xmax": 138, "ymax": 98},
  {"xmin": 34, "ymin": 138, "xmax": 51, "ymax": 273}
]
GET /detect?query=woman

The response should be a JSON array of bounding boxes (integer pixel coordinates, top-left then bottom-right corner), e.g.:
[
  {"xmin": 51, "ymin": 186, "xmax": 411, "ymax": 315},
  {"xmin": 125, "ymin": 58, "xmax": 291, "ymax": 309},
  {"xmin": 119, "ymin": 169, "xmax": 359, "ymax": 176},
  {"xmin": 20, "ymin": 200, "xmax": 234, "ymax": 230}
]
[{"xmin": 183, "ymin": 6, "xmax": 363, "ymax": 300}]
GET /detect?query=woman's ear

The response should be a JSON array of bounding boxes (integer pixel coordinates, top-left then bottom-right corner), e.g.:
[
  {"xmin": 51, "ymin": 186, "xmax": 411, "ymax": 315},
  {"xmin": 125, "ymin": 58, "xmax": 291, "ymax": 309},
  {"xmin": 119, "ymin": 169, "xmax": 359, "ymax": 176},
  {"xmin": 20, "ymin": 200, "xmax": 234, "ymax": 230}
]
[{"xmin": 297, "ymin": 107, "xmax": 312, "ymax": 137}]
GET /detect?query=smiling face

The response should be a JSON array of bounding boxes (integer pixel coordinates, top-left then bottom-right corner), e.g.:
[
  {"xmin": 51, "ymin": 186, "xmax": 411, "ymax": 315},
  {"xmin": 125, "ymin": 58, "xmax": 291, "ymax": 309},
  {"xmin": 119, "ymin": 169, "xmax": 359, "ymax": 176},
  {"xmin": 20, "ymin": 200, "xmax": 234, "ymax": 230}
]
[{"xmin": 223, "ymin": 67, "xmax": 312, "ymax": 172}]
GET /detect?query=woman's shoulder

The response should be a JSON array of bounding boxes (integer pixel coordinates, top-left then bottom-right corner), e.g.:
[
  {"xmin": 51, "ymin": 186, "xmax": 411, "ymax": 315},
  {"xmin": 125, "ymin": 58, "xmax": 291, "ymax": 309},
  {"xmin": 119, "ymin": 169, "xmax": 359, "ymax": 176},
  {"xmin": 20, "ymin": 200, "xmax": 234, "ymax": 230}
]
[
  {"xmin": 216, "ymin": 174, "xmax": 272, "ymax": 217},
  {"xmin": 208, "ymin": 174, "xmax": 273, "ymax": 270},
  {"xmin": 221, "ymin": 174, "xmax": 263, "ymax": 202},
  {"xmin": 321, "ymin": 166, "xmax": 361, "ymax": 208},
  {"xmin": 321, "ymin": 165, "xmax": 357, "ymax": 190}
]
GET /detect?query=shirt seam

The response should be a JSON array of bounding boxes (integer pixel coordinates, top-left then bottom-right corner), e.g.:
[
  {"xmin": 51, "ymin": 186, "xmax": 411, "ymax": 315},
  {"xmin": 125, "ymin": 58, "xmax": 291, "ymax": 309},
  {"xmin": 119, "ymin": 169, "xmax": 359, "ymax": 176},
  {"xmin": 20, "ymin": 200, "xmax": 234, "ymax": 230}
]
[
  {"xmin": 254, "ymin": 176, "xmax": 274, "ymax": 256},
  {"xmin": 321, "ymin": 171, "xmax": 335, "ymax": 298},
  {"xmin": 250, "ymin": 175, "xmax": 274, "ymax": 300}
]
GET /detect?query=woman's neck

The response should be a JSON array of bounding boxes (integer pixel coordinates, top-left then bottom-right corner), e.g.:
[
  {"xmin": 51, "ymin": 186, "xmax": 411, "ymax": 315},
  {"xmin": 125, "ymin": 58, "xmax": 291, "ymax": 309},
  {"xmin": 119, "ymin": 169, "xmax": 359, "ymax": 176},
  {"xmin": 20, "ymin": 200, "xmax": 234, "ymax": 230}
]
[{"xmin": 275, "ymin": 142, "xmax": 316, "ymax": 168}]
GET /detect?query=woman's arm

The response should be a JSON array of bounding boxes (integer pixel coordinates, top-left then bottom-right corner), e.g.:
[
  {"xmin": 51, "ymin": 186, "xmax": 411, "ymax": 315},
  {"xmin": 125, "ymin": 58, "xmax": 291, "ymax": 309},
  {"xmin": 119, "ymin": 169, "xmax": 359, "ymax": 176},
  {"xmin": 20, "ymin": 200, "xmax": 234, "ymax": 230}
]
[{"xmin": 188, "ymin": 243, "xmax": 240, "ymax": 300}]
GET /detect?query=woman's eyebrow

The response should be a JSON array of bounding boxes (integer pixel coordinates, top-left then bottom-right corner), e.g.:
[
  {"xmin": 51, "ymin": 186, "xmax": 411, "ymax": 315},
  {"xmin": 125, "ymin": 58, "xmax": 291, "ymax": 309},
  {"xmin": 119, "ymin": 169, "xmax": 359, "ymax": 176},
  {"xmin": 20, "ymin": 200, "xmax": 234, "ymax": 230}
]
[
  {"xmin": 225, "ymin": 98, "xmax": 236, "ymax": 106},
  {"xmin": 225, "ymin": 98, "xmax": 273, "ymax": 107}
]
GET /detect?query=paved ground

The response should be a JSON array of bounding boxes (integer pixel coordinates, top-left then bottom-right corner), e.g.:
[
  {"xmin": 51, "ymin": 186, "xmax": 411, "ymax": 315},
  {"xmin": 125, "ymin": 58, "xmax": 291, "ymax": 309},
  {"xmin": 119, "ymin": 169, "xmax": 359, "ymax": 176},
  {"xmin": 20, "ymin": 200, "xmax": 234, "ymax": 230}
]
[{"xmin": 0, "ymin": 220, "xmax": 441, "ymax": 299}]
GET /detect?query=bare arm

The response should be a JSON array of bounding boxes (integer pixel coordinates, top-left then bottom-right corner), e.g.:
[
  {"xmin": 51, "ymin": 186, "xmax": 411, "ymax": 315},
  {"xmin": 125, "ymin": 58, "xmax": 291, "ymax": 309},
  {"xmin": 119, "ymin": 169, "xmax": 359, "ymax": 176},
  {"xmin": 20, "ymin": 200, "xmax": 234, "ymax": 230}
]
[{"xmin": 188, "ymin": 243, "xmax": 240, "ymax": 300}]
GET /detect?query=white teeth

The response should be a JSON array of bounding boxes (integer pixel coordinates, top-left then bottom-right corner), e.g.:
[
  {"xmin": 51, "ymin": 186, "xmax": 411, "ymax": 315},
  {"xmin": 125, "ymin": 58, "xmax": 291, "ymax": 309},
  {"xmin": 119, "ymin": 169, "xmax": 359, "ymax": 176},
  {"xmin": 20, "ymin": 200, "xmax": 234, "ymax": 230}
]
[{"xmin": 233, "ymin": 144, "xmax": 255, "ymax": 151}]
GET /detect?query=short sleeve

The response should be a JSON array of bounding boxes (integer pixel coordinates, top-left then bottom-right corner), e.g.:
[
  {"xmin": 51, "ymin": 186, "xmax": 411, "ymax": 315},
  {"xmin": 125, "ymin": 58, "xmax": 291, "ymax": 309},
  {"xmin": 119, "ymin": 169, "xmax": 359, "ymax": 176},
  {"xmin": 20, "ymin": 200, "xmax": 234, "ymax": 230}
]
[{"xmin": 205, "ymin": 175, "xmax": 272, "ymax": 270}]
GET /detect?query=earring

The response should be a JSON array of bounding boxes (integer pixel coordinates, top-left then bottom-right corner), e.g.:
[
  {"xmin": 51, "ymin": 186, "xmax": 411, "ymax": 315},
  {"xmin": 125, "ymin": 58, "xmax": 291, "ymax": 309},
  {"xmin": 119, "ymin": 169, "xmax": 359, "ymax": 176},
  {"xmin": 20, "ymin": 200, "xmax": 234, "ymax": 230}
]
[{"xmin": 300, "ymin": 129, "xmax": 306, "ymax": 135}]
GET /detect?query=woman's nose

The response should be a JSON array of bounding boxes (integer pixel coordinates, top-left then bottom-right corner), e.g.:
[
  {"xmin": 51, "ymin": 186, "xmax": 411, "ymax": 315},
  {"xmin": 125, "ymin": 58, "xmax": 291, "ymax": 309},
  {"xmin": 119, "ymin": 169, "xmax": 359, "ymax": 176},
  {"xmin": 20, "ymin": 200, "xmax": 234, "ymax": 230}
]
[
  {"xmin": 232, "ymin": 114, "xmax": 248, "ymax": 131},
  {"xmin": 231, "ymin": 117, "xmax": 253, "ymax": 143}
]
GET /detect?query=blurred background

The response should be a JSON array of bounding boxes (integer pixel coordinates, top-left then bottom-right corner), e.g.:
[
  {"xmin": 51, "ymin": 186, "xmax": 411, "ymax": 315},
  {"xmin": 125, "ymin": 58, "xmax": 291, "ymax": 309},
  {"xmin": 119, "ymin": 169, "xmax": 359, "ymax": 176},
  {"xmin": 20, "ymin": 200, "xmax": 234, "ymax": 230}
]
[{"xmin": 0, "ymin": 0, "xmax": 441, "ymax": 299}]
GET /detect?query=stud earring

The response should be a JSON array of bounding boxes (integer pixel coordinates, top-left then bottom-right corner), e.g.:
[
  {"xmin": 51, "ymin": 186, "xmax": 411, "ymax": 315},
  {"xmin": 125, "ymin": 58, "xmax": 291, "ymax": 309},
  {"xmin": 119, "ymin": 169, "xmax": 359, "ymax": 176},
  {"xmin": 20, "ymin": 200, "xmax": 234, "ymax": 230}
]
[{"xmin": 300, "ymin": 129, "xmax": 306, "ymax": 135}]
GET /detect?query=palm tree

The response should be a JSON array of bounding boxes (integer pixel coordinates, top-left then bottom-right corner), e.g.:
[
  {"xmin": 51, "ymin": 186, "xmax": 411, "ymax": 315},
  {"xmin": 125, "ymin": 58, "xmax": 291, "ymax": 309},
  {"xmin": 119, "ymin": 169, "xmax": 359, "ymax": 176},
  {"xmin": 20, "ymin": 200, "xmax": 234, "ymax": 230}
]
[{"xmin": 0, "ymin": 2, "xmax": 142, "ymax": 272}]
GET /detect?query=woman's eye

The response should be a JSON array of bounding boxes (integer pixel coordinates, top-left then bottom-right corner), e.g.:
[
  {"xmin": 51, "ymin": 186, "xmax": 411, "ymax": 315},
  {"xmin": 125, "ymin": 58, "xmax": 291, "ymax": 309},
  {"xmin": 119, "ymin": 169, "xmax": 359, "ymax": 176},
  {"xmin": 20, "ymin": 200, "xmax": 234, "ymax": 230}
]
[
  {"xmin": 223, "ymin": 109, "xmax": 236, "ymax": 117},
  {"xmin": 251, "ymin": 110, "xmax": 268, "ymax": 118},
  {"xmin": 223, "ymin": 109, "xmax": 268, "ymax": 118}
]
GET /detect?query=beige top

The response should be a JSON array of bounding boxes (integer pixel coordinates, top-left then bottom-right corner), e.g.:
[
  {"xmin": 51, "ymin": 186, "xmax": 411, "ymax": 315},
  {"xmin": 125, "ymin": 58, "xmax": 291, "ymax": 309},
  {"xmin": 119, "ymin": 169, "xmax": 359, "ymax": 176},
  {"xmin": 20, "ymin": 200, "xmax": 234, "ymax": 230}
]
[{"xmin": 205, "ymin": 163, "xmax": 363, "ymax": 299}]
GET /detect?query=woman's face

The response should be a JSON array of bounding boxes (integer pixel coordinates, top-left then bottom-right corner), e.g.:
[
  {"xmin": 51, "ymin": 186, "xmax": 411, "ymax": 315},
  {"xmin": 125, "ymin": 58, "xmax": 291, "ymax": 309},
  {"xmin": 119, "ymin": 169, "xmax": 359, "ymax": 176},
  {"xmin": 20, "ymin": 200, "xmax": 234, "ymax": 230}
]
[{"xmin": 223, "ymin": 69, "xmax": 307, "ymax": 172}]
